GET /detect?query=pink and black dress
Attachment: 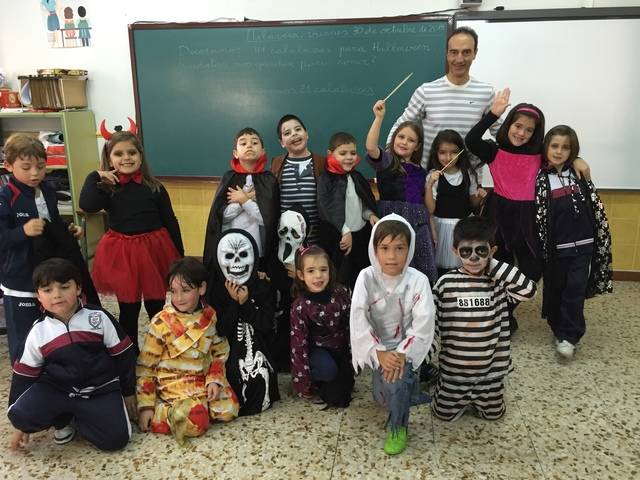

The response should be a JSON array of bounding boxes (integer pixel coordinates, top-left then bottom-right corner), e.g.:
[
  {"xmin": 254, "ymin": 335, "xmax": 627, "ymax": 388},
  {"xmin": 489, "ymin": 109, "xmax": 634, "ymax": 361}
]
[{"xmin": 465, "ymin": 112, "xmax": 543, "ymax": 282}]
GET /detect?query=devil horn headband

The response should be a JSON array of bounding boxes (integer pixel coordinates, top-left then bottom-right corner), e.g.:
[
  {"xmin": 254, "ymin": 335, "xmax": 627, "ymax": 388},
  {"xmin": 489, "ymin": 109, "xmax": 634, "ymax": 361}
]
[{"xmin": 99, "ymin": 117, "xmax": 138, "ymax": 140}]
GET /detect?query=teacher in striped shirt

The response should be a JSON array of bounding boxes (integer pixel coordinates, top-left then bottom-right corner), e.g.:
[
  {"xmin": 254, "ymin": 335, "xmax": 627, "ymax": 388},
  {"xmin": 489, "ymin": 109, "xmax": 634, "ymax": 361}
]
[{"xmin": 387, "ymin": 27, "xmax": 500, "ymax": 171}]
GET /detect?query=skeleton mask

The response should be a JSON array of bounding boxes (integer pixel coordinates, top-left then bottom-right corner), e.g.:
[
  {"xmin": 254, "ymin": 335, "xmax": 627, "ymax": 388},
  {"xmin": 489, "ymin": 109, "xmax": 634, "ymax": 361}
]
[
  {"xmin": 217, "ymin": 232, "xmax": 255, "ymax": 285},
  {"xmin": 278, "ymin": 210, "xmax": 307, "ymax": 265}
]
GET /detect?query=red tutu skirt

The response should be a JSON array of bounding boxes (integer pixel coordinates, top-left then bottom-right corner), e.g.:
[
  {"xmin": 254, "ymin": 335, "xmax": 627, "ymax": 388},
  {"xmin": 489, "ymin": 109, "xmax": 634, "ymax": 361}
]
[{"xmin": 92, "ymin": 228, "xmax": 180, "ymax": 303}]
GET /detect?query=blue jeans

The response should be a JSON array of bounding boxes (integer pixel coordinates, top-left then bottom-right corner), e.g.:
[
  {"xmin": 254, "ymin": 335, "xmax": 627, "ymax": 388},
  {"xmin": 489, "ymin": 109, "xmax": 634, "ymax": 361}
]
[
  {"xmin": 372, "ymin": 362, "xmax": 425, "ymax": 430},
  {"xmin": 310, "ymin": 347, "xmax": 338, "ymax": 382}
]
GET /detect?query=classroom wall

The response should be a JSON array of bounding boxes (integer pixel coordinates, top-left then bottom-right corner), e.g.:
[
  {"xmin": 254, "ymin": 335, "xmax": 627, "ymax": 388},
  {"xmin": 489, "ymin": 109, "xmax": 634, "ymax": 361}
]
[{"xmin": 1, "ymin": 0, "xmax": 639, "ymax": 271}]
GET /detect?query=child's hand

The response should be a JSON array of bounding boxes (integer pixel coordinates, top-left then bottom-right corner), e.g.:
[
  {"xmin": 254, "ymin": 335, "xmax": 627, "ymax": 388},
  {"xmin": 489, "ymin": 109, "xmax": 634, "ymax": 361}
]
[
  {"xmin": 428, "ymin": 170, "xmax": 441, "ymax": 185},
  {"xmin": 369, "ymin": 214, "xmax": 379, "ymax": 226},
  {"xmin": 227, "ymin": 186, "xmax": 249, "ymax": 205},
  {"xmin": 23, "ymin": 218, "xmax": 46, "ymax": 237},
  {"xmin": 491, "ymin": 88, "xmax": 511, "ymax": 117},
  {"xmin": 373, "ymin": 100, "xmax": 386, "ymax": 119},
  {"xmin": 573, "ymin": 157, "xmax": 591, "ymax": 181},
  {"xmin": 285, "ymin": 264, "xmax": 295, "ymax": 279},
  {"xmin": 340, "ymin": 232, "xmax": 352, "ymax": 255},
  {"xmin": 257, "ymin": 271, "xmax": 270, "ymax": 281},
  {"xmin": 10, "ymin": 430, "xmax": 30, "ymax": 451},
  {"xmin": 138, "ymin": 409, "xmax": 154, "ymax": 432},
  {"xmin": 124, "ymin": 395, "xmax": 137, "ymax": 420},
  {"xmin": 475, "ymin": 187, "xmax": 488, "ymax": 200},
  {"xmin": 376, "ymin": 350, "xmax": 404, "ymax": 370},
  {"xmin": 68, "ymin": 222, "xmax": 83, "ymax": 239},
  {"xmin": 225, "ymin": 280, "xmax": 248, "ymax": 304},
  {"xmin": 97, "ymin": 169, "xmax": 119, "ymax": 185},
  {"xmin": 207, "ymin": 383, "xmax": 220, "ymax": 401}
]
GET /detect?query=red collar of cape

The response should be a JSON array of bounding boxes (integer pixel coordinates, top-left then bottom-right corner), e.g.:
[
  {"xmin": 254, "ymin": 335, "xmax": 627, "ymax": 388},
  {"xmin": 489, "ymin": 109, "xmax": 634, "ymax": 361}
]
[
  {"xmin": 230, "ymin": 154, "xmax": 267, "ymax": 173},
  {"xmin": 326, "ymin": 153, "xmax": 361, "ymax": 174}
]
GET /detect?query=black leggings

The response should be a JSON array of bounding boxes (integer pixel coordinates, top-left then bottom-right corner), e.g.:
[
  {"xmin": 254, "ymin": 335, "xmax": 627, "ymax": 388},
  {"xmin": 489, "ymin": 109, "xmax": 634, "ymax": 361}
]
[{"xmin": 117, "ymin": 299, "xmax": 165, "ymax": 351}]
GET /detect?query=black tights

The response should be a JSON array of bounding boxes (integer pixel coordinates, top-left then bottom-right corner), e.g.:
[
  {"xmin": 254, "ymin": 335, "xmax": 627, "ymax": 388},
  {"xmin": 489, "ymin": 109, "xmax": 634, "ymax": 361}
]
[{"xmin": 117, "ymin": 299, "xmax": 165, "ymax": 351}]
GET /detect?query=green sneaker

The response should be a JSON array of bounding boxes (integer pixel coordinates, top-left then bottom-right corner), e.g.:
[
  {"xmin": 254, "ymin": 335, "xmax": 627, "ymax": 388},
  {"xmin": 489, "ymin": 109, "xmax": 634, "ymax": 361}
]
[{"xmin": 383, "ymin": 426, "xmax": 407, "ymax": 455}]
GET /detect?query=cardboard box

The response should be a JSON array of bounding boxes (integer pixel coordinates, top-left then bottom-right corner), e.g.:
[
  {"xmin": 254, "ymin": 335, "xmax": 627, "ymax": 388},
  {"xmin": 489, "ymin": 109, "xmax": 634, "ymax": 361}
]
[{"xmin": 19, "ymin": 76, "xmax": 87, "ymax": 110}]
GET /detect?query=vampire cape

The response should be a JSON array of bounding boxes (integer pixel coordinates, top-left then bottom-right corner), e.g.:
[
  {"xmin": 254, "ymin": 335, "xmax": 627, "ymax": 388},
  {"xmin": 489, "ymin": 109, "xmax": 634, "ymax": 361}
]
[{"xmin": 203, "ymin": 155, "xmax": 280, "ymax": 273}]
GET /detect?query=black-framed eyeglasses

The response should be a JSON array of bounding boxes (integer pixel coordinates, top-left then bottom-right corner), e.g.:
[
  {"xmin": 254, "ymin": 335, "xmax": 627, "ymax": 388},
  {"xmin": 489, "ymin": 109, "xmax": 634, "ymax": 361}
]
[{"xmin": 458, "ymin": 245, "xmax": 490, "ymax": 259}]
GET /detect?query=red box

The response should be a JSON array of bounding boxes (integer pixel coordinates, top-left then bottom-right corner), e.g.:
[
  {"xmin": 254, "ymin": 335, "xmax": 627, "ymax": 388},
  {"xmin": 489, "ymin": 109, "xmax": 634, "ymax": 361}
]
[
  {"xmin": 0, "ymin": 89, "xmax": 21, "ymax": 108},
  {"xmin": 46, "ymin": 155, "xmax": 67, "ymax": 167}
]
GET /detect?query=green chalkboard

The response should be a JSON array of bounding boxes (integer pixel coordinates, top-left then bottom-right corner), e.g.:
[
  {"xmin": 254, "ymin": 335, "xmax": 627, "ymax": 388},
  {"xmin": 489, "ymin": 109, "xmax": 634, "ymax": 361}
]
[{"xmin": 130, "ymin": 17, "xmax": 451, "ymax": 177}]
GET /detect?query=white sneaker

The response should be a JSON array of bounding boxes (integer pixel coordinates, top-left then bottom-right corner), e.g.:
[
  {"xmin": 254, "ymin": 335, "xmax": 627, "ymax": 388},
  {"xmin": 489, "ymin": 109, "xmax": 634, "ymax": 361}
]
[
  {"xmin": 53, "ymin": 423, "xmax": 76, "ymax": 445},
  {"xmin": 556, "ymin": 340, "xmax": 575, "ymax": 359}
]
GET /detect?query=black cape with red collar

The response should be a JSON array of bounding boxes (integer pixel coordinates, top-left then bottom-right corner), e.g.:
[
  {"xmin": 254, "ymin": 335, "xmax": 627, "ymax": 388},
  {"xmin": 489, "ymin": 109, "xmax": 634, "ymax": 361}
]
[
  {"xmin": 203, "ymin": 155, "xmax": 280, "ymax": 273},
  {"xmin": 317, "ymin": 163, "xmax": 377, "ymax": 237}
]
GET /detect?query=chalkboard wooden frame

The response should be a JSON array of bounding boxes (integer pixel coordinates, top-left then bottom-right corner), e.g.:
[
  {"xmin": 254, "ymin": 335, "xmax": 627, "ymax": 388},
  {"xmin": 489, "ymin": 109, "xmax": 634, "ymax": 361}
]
[{"xmin": 128, "ymin": 15, "xmax": 453, "ymax": 179}]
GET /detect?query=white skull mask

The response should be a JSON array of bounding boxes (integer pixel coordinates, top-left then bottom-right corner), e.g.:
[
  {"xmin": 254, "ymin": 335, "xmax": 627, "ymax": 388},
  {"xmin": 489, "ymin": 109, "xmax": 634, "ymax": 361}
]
[
  {"xmin": 278, "ymin": 210, "xmax": 307, "ymax": 265},
  {"xmin": 217, "ymin": 232, "xmax": 255, "ymax": 285}
]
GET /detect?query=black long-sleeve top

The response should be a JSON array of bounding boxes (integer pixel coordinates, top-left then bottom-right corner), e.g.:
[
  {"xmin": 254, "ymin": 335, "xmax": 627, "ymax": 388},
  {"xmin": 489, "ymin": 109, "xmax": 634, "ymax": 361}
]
[{"xmin": 79, "ymin": 171, "xmax": 184, "ymax": 255}]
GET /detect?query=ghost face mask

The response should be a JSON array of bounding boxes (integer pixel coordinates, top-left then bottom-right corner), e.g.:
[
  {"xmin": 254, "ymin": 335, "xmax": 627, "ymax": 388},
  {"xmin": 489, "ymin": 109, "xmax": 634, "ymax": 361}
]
[
  {"xmin": 217, "ymin": 232, "xmax": 255, "ymax": 285},
  {"xmin": 278, "ymin": 210, "xmax": 307, "ymax": 265}
]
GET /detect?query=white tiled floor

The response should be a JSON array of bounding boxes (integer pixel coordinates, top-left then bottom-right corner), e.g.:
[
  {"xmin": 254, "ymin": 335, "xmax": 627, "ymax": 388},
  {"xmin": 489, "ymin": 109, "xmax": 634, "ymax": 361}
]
[{"xmin": 1, "ymin": 281, "xmax": 639, "ymax": 479}]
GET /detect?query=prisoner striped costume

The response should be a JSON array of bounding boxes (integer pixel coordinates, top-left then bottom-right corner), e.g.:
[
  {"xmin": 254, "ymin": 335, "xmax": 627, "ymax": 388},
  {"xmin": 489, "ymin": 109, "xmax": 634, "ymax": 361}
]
[
  {"xmin": 431, "ymin": 259, "xmax": 536, "ymax": 420},
  {"xmin": 386, "ymin": 75, "xmax": 499, "ymax": 170}
]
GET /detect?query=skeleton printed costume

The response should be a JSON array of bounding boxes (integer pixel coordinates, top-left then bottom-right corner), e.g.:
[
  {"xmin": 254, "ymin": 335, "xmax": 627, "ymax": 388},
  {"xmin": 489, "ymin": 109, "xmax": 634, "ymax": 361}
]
[
  {"xmin": 431, "ymin": 259, "xmax": 536, "ymax": 421},
  {"xmin": 136, "ymin": 304, "xmax": 239, "ymax": 442},
  {"xmin": 209, "ymin": 229, "xmax": 280, "ymax": 416},
  {"xmin": 350, "ymin": 214, "xmax": 436, "ymax": 431}
]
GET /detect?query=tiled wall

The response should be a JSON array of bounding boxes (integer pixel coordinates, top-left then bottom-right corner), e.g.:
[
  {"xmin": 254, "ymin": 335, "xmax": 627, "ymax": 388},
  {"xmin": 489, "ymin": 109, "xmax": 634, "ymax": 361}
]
[{"xmin": 164, "ymin": 179, "xmax": 640, "ymax": 272}]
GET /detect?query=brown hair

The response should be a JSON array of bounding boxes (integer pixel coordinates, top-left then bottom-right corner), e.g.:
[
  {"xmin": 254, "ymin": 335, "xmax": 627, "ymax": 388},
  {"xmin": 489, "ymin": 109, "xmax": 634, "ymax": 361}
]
[
  {"xmin": 386, "ymin": 121, "xmax": 424, "ymax": 174},
  {"xmin": 542, "ymin": 125, "xmax": 580, "ymax": 169},
  {"xmin": 373, "ymin": 220, "xmax": 411, "ymax": 250},
  {"xmin": 291, "ymin": 245, "xmax": 336, "ymax": 297},
  {"xmin": 3, "ymin": 133, "xmax": 46, "ymax": 165},
  {"xmin": 328, "ymin": 132, "xmax": 357, "ymax": 151},
  {"xmin": 100, "ymin": 131, "xmax": 161, "ymax": 192}
]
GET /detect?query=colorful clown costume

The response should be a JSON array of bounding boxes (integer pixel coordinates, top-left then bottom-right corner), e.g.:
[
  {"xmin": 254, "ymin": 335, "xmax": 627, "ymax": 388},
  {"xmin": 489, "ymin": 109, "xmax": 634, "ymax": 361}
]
[{"xmin": 136, "ymin": 304, "xmax": 238, "ymax": 441}]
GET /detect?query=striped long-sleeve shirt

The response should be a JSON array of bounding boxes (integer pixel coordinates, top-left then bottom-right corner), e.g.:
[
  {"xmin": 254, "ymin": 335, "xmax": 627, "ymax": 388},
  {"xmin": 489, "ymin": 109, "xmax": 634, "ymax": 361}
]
[
  {"xmin": 387, "ymin": 75, "xmax": 500, "ymax": 170},
  {"xmin": 279, "ymin": 156, "xmax": 320, "ymax": 245},
  {"xmin": 432, "ymin": 259, "xmax": 536, "ymax": 383}
]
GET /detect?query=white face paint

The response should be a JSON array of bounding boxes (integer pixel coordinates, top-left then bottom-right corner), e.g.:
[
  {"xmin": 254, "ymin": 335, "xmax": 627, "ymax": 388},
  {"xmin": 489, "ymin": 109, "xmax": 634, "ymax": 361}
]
[
  {"xmin": 277, "ymin": 210, "xmax": 307, "ymax": 265},
  {"xmin": 217, "ymin": 232, "xmax": 255, "ymax": 285}
]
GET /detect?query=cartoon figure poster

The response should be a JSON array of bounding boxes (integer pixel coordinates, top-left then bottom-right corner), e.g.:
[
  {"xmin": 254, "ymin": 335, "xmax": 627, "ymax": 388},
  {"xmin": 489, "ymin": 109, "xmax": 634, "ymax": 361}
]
[{"xmin": 41, "ymin": 0, "xmax": 92, "ymax": 48}]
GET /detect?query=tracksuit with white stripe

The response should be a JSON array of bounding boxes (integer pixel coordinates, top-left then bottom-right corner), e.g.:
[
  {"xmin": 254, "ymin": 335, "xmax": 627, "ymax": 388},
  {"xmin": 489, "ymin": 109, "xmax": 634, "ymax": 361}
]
[{"xmin": 7, "ymin": 304, "xmax": 136, "ymax": 450}]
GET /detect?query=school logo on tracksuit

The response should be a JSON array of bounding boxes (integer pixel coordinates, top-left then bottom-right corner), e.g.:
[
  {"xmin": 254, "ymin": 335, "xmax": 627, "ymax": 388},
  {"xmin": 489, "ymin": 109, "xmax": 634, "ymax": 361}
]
[{"xmin": 88, "ymin": 312, "xmax": 103, "ymax": 330}]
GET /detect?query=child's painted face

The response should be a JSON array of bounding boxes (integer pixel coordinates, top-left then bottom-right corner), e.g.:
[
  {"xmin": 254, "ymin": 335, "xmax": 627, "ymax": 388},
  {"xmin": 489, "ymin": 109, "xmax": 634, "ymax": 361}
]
[
  {"xmin": 393, "ymin": 127, "xmax": 420, "ymax": 161},
  {"xmin": 109, "ymin": 140, "xmax": 142, "ymax": 175},
  {"xmin": 279, "ymin": 119, "xmax": 309, "ymax": 156},
  {"xmin": 454, "ymin": 240, "xmax": 496, "ymax": 276},
  {"xmin": 375, "ymin": 234, "xmax": 409, "ymax": 277},
  {"xmin": 330, "ymin": 142, "xmax": 358, "ymax": 172},
  {"xmin": 507, "ymin": 115, "xmax": 536, "ymax": 147},
  {"xmin": 437, "ymin": 142, "xmax": 461, "ymax": 170},
  {"xmin": 36, "ymin": 280, "xmax": 81, "ymax": 322},
  {"xmin": 5, "ymin": 155, "xmax": 46, "ymax": 188},
  {"xmin": 169, "ymin": 275, "xmax": 206, "ymax": 313},
  {"xmin": 234, "ymin": 133, "xmax": 264, "ymax": 163},
  {"xmin": 297, "ymin": 255, "xmax": 330, "ymax": 293},
  {"xmin": 546, "ymin": 135, "xmax": 571, "ymax": 171}
]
